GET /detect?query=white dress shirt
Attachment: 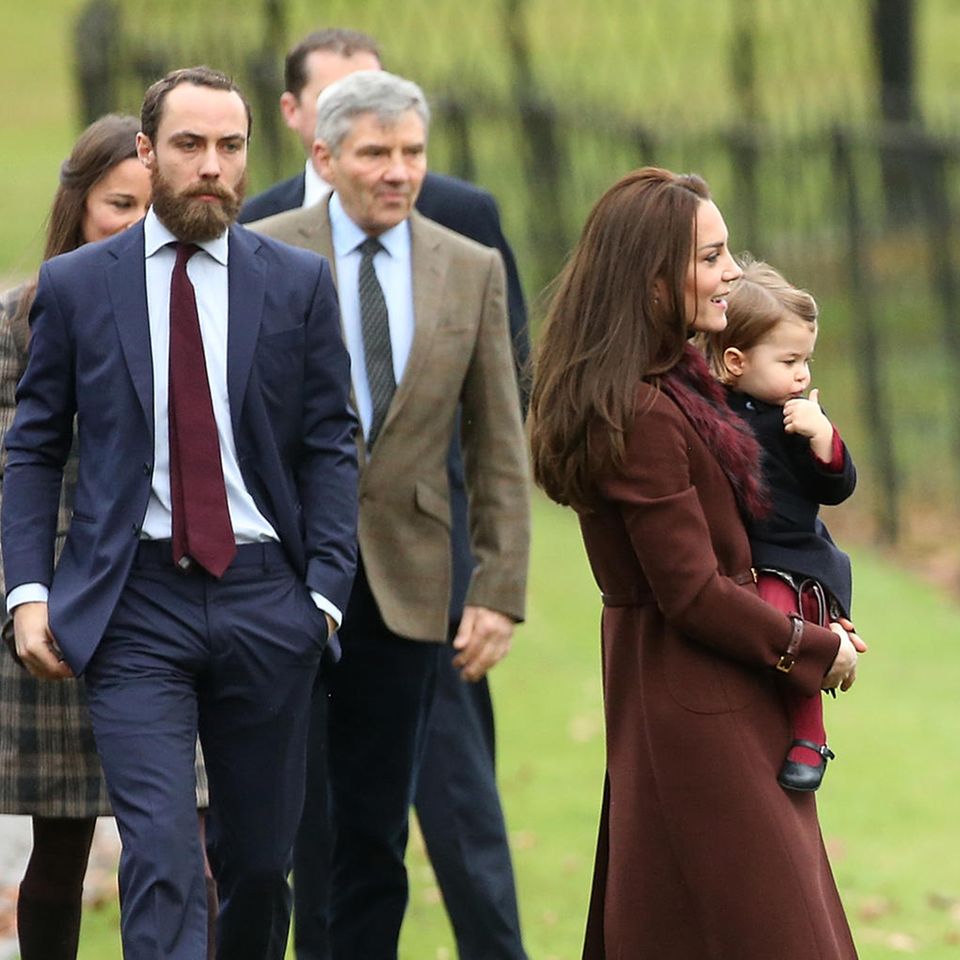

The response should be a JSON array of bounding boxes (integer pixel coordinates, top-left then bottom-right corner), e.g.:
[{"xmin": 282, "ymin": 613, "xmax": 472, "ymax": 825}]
[
  {"xmin": 8, "ymin": 208, "xmax": 341, "ymax": 627},
  {"xmin": 328, "ymin": 193, "xmax": 415, "ymax": 442}
]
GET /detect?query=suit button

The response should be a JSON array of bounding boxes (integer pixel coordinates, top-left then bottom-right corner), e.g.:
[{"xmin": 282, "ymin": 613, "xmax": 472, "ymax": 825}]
[
  {"xmin": 131, "ymin": 523, "xmax": 141, "ymax": 535},
  {"xmin": 143, "ymin": 462, "xmax": 152, "ymax": 475}
]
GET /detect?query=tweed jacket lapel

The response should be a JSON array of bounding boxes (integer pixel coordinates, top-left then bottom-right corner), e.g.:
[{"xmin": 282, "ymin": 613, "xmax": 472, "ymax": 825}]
[{"xmin": 378, "ymin": 210, "xmax": 445, "ymax": 442}]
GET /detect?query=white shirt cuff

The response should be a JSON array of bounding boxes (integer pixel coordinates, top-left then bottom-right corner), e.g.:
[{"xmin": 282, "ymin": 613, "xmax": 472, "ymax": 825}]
[
  {"xmin": 6, "ymin": 583, "xmax": 50, "ymax": 615},
  {"xmin": 310, "ymin": 591, "xmax": 342, "ymax": 630}
]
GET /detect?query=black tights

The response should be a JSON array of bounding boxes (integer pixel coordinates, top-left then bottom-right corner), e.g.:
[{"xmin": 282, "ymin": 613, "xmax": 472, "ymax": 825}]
[
  {"xmin": 18, "ymin": 816, "xmax": 96, "ymax": 960},
  {"xmin": 19, "ymin": 814, "xmax": 219, "ymax": 959}
]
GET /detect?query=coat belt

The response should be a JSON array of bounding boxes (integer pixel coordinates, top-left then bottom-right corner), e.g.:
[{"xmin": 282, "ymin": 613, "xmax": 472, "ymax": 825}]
[{"xmin": 601, "ymin": 568, "xmax": 756, "ymax": 607}]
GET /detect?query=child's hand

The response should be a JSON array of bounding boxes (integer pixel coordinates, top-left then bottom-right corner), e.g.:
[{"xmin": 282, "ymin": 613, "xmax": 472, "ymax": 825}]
[{"xmin": 783, "ymin": 388, "xmax": 834, "ymax": 460}]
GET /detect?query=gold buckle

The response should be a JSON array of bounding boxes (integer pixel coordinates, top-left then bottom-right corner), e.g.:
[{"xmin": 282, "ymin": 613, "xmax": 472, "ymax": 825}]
[{"xmin": 776, "ymin": 653, "xmax": 795, "ymax": 673}]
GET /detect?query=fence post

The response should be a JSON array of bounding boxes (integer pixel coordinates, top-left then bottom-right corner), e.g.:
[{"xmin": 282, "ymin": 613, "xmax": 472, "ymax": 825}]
[
  {"xmin": 436, "ymin": 96, "xmax": 477, "ymax": 184},
  {"xmin": 832, "ymin": 126, "xmax": 900, "ymax": 543},
  {"xmin": 729, "ymin": 0, "xmax": 760, "ymax": 250},
  {"xmin": 915, "ymin": 137, "xmax": 960, "ymax": 483},
  {"xmin": 74, "ymin": 0, "xmax": 122, "ymax": 125},
  {"xmin": 503, "ymin": 0, "xmax": 568, "ymax": 294}
]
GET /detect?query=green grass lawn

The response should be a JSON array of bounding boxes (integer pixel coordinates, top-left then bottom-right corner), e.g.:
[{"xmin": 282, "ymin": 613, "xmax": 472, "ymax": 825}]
[{"xmin": 69, "ymin": 494, "xmax": 960, "ymax": 959}]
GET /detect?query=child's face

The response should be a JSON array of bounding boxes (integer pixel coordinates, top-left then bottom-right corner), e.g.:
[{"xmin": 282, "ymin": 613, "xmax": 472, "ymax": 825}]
[{"xmin": 728, "ymin": 317, "xmax": 817, "ymax": 406}]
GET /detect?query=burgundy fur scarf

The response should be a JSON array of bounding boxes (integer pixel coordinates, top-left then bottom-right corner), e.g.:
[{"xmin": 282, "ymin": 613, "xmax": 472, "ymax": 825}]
[{"xmin": 659, "ymin": 345, "xmax": 769, "ymax": 520}]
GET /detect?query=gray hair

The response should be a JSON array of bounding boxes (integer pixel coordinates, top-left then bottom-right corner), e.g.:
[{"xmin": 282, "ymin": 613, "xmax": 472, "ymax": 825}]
[{"xmin": 314, "ymin": 70, "xmax": 430, "ymax": 154}]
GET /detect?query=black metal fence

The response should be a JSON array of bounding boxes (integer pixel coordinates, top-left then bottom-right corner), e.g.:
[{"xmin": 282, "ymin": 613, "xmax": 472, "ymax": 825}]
[{"xmin": 72, "ymin": 0, "xmax": 960, "ymax": 548}]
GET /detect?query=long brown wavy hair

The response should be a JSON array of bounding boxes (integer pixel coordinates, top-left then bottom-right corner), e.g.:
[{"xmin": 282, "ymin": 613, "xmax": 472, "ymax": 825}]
[
  {"xmin": 13, "ymin": 114, "xmax": 141, "ymax": 330},
  {"xmin": 528, "ymin": 167, "xmax": 711, "ymax": 512}
]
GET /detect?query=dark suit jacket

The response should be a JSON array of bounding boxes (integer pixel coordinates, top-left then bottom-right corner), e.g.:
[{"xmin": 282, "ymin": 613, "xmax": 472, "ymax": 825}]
[
  {"xmin": 1, "ymin": 222, "xmax": 359, "ymax": 674},
  {"xmin": 726, "ymin": 390, "xmax": 856, "ymax": 614},
  {"xmin": 242, "ymin": 169, "xmax": 529, "ymax": 621}
]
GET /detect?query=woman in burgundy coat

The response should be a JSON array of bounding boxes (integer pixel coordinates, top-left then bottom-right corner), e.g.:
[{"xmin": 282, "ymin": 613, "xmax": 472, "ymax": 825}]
[{"xmin": 529, "ymin": 167, "xmax": 862, "ymax": 959}]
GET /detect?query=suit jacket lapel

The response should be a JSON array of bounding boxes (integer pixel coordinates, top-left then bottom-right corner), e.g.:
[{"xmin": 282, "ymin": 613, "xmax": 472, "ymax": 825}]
[
  {"xmin": 107, "ymin": 223, "xmax": 153, "ymax": 433},
  {"xmin": 226, "ymin": 226, "xmax": 267, "ymax": 435}
]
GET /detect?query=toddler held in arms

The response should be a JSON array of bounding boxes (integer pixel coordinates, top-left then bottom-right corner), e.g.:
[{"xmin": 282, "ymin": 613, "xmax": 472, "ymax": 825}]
[{"xmin": 700, "ymin": 256, "xmax": 866, "ymax": 791}]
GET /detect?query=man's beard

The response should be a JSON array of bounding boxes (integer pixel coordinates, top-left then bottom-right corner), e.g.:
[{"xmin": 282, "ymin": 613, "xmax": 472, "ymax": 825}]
[{"xmin": 150, "ymin": 166, "xmax": 247, "ymax": 243}]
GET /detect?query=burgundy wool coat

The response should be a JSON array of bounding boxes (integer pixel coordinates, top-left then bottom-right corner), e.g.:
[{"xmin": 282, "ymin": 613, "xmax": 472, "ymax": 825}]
[{"xmin": 578, "ymin": 381, "xmax": 858, "ymax": 959}]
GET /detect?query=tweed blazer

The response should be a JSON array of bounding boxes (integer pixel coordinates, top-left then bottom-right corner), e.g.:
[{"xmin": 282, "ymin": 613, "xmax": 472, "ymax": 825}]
[{"xmin": 252, "ymin": 201, "xmax": 529, "ymax": 642}]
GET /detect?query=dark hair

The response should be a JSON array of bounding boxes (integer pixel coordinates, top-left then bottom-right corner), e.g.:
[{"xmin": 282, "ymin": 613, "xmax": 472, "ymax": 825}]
[
  {"xmin": 529, "ymin": 166, "xmax": 711, "ymax": 512},
  {"xmin": 14, "ymin": 113, "xmax": 141, "ymax": 329},
  {"xmin": 701, "ymin": 255, "xmax": 819, "ymax": 382},
  {"xmin": 284, "ymin": 28, "xmax": 382, "ymax": 97},
  {"xmin": 140, "ymin": 65, "xmax": 252, "ymax": 145},
  {"xmin": 45, "ymin": 113, "xmax": 141, "ymax": 261}
]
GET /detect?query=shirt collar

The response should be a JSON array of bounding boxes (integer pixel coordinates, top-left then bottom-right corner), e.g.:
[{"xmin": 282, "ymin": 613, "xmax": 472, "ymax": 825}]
[
  {"xmin": 328, "ymin": 192, "xmax": 410, "ymax": 261},
  {"xmin": 143, "ymin": 207, "xmax": 230, "ymax": 265},
  {"xmin": 303, "ymin": 159, "xmax": 332, "ymax": 209}
]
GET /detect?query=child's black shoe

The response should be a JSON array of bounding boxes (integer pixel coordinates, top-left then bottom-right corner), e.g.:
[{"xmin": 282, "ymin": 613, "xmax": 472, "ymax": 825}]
[{"xmin": 778, "ymin": 739, "xmax": 835, "ymax": 792}]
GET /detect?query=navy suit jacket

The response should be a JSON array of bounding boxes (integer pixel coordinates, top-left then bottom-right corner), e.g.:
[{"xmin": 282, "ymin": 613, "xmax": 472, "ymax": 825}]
[
  {"xmin": 242, "ymin": 170, "xmax": 528, "ymax": 621},
  {"xmin": 1, "ymin": 222, "xmax": 359, "ymax": 674}
]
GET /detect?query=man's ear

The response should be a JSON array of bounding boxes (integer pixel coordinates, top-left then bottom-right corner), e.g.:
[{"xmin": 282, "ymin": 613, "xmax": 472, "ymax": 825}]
[
  {"xmin": 722, "ymin": 346, "xmax": 746, "ymax": 379},
  {"xmin": 135, "ymin": 132, "xmax": 155, "ymax": 170},
  {"xmin": 279, "ymin": 91, "xmax": 300, "ymax": 132},
  {"xmin": 312, "ymin": 139, "xmax": 333, "ymax": 180}
]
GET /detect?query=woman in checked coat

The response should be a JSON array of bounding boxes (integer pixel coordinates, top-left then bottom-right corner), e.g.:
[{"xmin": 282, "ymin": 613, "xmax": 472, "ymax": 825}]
[{"xmin": 528, "ymin": 167, "xmax": 863, "ymax": 959}]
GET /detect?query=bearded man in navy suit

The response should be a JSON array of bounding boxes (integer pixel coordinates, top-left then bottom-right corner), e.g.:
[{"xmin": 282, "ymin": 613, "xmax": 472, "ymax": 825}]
[
  {"xmin": 240, "ymin": 28, "xmax": 529, "ymax": 960},
  {"xmin": 2, "ymin": 67, "xmax": 358, "ymax": 960}
]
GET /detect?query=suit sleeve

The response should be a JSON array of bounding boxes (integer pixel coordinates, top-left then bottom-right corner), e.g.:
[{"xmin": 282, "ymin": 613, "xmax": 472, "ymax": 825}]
[
  {"xmin": 598, "ymin": 395, "xmax": 840, "ymax": 696},
  {"xmin": 459, "ymin": 251, "xmax": 530, "ymax": 621},
  {"xmin": 1, "ymin": 266, "xmax": 75, "ymax": 595},
  {"xmin": 454, "ymin": 192, "xmax": 530, "ymax": 411},
  {"xmin": 296, "ymin": 257, "xmax": 359, "ymax": 614}
]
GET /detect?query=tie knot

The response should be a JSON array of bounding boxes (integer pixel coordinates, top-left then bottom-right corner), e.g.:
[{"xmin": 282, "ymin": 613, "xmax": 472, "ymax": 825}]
[
  {"xmin": 173, "ymin": 242, "xmax": 201, "ymax": 268},
  {"xmin": 358, "ymin": 237, "xmax": 383, "ymax": 260}
]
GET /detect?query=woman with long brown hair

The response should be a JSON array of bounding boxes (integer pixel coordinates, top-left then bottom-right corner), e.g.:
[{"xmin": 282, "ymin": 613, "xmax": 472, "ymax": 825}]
[
  {"xmin": 0, "ymin": 115, "xmax": 151, "ymax": 960},
  {"xmin": 529, "ymin": 167, "xmax": 862, "ymax": 958}
]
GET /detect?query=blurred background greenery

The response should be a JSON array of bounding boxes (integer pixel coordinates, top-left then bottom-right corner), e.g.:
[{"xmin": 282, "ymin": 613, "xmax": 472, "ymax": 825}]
[{"xmin": 3, "ymin": 1, "xmax": 960, "ymax": 957}]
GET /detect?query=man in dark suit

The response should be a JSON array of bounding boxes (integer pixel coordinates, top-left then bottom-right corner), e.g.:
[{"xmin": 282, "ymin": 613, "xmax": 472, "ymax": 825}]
[
  {"xmin": 241, "ymin": 29, "xmax": 530, "ymax": 960},
  {"xmin": 2, "ymin": 67, "xmax": 358, "ymax": 960},
  {"xmin": 252, "ymin": 69, "xmax": 529, "ymax": 960}
]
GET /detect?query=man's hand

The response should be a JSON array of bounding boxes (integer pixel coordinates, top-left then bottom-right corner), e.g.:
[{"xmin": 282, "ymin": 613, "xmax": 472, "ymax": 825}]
[
  {"xmin": 13, "ymin": 601, "xmax": 73, "ymax": 680},
  {"xmin": 451, "ymin": 605, "xmax": 514, "ymax": 682},
  {"xmin": 783, "ymin": 388, "xmax": 834, "ymax": 461}
]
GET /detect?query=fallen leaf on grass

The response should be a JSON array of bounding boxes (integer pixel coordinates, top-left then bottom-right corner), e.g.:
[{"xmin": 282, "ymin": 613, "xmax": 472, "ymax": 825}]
[
  {"xmin": 568, "ymin": 713, "xmax": 601, "ymax": 743},
  {"xmin": 884, "ymin": 932, "xmax": 918, "ymax": 952},
  {"xmin": 511, "ymin": 829, "xmax": 538, "ymax": 851},
  {"xmin": 858, "ymin": 895, "xmax": 899, "ymax": 921},
  {"xmin": 927, "ymin": 891, "xmax": 960, "ymax": 912}
]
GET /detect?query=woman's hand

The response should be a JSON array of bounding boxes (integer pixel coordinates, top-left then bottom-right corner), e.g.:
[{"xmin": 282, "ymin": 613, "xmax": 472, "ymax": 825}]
[{"xmin": 822, "ymin": 620, "xmax": 865, "ymax": 692}]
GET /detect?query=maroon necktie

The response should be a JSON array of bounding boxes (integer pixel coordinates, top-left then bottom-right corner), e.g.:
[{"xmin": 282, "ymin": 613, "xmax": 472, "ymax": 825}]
[{"xmin": 168, "ymin": 242, "xmax": 236, "ymax": 577}]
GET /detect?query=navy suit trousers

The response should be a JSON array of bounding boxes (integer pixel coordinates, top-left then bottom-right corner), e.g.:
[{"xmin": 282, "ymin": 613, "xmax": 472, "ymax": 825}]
[
  {"xmin": 323, "ymin": 564, "xmax": 441, "ymax": 960},
  {"xmin": 83, "ymin": 541, "xmax": 325, "ymax": 960}
]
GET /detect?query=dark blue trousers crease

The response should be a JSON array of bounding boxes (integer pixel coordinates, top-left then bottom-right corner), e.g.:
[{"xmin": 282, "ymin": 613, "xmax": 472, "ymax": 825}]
[{"xmin": 82, "ymin": 541, "xmax": 325, "ymax": 960}]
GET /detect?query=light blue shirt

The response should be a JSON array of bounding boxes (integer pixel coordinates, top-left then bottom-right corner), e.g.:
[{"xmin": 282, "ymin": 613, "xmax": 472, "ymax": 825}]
[
  {"xmin": 328, "ymin": 193, "xmax": 415, "ymax": 442},
  {"xmin": 7, "ymin": 208, "xmax": 341, "ymax": 627}
]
